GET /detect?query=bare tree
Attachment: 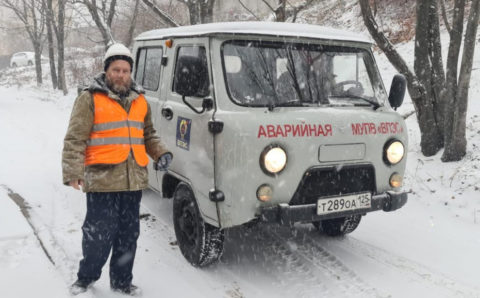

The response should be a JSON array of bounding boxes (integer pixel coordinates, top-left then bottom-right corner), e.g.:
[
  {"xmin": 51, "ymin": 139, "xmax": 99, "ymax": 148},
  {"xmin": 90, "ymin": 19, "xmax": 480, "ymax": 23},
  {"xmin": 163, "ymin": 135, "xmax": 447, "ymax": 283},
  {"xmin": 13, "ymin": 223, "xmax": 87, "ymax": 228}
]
[
  {"xmin": 272, "ymin": 0, "xmax": 286, "ymax": 22},
  {"xmin": 75, "ymin": 0, "xmax": 117, "ymax": 47},
  {"xmin": 44, "ymin": 0, "xmax": 68, "ymax": 94},
  {"xmin": 141, "ymin": 0, "xmax": 179, "ymax": 27},
  {"xmin": 178, "ymin": 0, "xmax": 215, "ymax": 24},
  {"xmin": 442, "ymin": 0, "xmax": 480, "ymax": 161},
  {"xmin": 124, "ymin": 0, "xmax": 141, "ymax": 47},
  {"xmin": 439, "ymin": 0, "xmax": 452, "ymax": 33},
  {"xmin": 43, "ymin": 0, "xmax": 58, "ymax": 89},
  {"xmin": 238, "ymin": 0, "xmax": 260, "ymax": 20},
  {"xmin": 0, "ymin": 0, "xmax": 46, "ymax": 85},
  {"xmin": 359, "ymin": 0, "xmax": 480, "ymax": 161},
  {"xmin": 240, "ymin": 0, "xmax": 318, "ymax": 22}
]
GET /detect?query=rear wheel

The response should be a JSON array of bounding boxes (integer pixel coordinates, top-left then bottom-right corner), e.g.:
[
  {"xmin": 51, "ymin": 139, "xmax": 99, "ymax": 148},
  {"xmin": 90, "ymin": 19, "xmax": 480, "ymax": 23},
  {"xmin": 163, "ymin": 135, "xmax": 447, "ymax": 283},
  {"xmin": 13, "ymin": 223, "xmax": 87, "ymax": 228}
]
[
  {"xmin": 313, "ymin": 214, "xmax": 362, "ymax": 236},
  {"xmin": 27, "ymin": 60, "xmax": 33, "ymax": 66},
  {"xmin": 173, "ymin": 182, "xmax": 224, "ymax": 267},
  {"xmin": 11, "ymin": 63, "xmax": 17, "ymax": 67}
]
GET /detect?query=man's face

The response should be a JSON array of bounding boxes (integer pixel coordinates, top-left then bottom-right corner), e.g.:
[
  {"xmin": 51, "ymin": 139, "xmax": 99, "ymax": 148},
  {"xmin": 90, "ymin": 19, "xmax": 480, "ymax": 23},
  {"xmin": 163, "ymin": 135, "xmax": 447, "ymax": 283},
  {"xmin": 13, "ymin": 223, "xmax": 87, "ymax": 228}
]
[{"xmin": 105, "ymin": 59, "xmax": 132, "ymax": 96}]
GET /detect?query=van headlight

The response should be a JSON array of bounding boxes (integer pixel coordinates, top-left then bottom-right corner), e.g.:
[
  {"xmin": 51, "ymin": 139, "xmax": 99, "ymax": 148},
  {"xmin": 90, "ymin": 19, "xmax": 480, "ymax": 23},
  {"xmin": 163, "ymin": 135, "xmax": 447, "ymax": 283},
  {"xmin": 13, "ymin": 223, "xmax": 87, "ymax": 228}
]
[
  {"xmin": 260, "ymin": 145, "xmax": 287, "ymax": 175},
  {"xmin": 384, "ymin": 140, "xmax": 405, "ymax": 165}
]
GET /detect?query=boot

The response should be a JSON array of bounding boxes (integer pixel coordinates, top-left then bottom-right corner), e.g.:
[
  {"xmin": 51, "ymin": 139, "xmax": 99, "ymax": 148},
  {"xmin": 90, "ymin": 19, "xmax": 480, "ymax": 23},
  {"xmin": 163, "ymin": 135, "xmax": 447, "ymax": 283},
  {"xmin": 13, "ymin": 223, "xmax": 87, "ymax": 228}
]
[
  {"xmin": 70, "ymin": 279, "xmax": 94, "ymax": 295},
  {"xmin": 111, "ymin": 284, "xmax": 142, "ymax": 296}
]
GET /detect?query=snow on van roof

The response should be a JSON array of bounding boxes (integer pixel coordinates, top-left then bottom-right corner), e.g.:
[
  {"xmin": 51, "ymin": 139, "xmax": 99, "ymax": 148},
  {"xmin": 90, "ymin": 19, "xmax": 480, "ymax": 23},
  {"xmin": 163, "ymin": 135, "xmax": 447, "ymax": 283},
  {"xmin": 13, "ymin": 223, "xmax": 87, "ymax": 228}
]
[{"xmin": 135, "ymin": 22, "xmax": 372, "ymax": 44}]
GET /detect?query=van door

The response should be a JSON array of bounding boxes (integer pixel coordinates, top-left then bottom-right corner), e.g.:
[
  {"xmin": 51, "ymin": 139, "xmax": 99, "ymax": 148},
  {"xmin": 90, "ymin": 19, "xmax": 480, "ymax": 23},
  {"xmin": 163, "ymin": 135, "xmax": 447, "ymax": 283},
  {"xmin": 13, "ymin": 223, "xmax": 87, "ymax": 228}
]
[
  {"xmin": 157, "ymin": 38, "xmax": 219, "ymax": 226},
  {"xmin": 134, "ymin": 45, "xmax": 164, "ymax": 191}
]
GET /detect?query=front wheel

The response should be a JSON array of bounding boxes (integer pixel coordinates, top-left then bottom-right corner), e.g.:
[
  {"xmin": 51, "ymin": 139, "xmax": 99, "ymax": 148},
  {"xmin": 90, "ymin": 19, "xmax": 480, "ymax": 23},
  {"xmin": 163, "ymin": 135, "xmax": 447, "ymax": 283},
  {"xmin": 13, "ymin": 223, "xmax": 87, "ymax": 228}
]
[
  {"xmin": 313, "ymin": 214, "xmax": 362, "ymax": 236},
  {"xmin": 173, "ymin": 182, "xmax": 224, "ymax": 267}
]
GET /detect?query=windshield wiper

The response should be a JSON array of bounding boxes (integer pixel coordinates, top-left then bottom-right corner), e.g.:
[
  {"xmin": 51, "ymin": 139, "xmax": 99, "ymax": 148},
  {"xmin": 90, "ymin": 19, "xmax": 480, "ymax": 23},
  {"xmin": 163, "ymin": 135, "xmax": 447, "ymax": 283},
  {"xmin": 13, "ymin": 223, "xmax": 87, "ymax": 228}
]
[
  {"xmin": 330, "ymin": 95, "xmax": 381, "ymax": 110},
  {"xmin": 276, "ymin": 100, "xmax": 306, "ymax": 107},
  {"xmin": 267, "ymin": 100, "xmax": 305, "ymax": 110}
]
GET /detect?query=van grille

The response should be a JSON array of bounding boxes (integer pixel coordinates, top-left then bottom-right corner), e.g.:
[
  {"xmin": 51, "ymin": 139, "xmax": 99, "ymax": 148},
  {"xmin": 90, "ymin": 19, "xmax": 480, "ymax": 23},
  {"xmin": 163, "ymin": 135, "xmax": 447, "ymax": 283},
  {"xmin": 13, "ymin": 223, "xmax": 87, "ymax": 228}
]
[{"xmin": 290, "ymin": 164, "xmax": 376, "ymax": 205}]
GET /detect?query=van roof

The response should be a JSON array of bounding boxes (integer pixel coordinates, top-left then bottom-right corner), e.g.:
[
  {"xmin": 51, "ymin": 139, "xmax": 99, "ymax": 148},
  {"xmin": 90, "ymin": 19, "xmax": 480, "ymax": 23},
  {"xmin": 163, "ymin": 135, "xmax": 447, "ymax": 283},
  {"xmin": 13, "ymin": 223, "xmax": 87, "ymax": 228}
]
[{"xmin": 135, "ymin": 22, "xmax": 372, "ymax": 44}]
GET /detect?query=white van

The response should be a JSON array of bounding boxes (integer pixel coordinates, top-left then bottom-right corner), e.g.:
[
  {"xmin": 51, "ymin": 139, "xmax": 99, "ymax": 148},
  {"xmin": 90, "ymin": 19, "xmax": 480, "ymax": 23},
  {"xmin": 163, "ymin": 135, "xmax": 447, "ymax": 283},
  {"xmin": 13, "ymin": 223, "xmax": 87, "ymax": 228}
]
[{"xmin": 133, "ymin": 22, "xmax": 408, "ymax": 267}]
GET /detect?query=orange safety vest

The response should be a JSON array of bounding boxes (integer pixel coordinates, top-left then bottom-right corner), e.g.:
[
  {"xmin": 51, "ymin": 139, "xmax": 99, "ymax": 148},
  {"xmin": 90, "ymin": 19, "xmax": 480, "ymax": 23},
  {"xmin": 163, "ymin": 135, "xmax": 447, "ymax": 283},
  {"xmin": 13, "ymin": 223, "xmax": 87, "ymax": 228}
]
[{"xmin": 85, "ymin": 92, "xmax": 149, "ymax": 167}]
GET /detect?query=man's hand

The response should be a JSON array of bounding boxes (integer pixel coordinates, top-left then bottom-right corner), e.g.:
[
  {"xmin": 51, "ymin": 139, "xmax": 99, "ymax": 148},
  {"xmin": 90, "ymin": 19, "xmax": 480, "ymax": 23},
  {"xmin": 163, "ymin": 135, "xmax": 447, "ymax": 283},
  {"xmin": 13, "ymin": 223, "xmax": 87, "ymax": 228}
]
[
  {"xmin": 69, "ymin": 179, "xmax": 84, "ymax": 190},
  {"xmin": 155, "ymin": 152, "xmax": 173, "ymax": 171}
]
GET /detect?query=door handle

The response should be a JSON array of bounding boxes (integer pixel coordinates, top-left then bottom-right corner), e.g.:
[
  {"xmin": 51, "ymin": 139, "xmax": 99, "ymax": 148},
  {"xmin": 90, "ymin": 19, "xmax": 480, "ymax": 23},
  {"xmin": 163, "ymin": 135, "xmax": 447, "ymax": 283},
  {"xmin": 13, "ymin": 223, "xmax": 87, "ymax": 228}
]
[{"xmin": 161, "ymin": 107, "xmax": 173, "ymax": 120}]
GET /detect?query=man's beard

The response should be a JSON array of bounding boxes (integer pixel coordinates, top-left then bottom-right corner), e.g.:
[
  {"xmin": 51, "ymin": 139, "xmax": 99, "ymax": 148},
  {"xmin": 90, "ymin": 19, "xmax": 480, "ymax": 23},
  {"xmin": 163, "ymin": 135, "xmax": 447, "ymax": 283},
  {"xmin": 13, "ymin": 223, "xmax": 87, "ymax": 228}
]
[{"xmin": 106, "ymin": 76, "xmax": 131, "ymax": 97}]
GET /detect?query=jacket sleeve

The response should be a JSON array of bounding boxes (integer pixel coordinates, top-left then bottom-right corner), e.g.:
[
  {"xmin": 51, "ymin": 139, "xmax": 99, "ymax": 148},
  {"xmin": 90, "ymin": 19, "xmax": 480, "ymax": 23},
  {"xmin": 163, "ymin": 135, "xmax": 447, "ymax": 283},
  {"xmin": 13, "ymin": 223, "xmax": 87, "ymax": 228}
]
[
  {"xmin": 62, "ymin": 91, "xmax": 94, "ymax": 185},
  {"xmin": 144, "ymin": 103, "xmax": 169, "ymax": 162}
]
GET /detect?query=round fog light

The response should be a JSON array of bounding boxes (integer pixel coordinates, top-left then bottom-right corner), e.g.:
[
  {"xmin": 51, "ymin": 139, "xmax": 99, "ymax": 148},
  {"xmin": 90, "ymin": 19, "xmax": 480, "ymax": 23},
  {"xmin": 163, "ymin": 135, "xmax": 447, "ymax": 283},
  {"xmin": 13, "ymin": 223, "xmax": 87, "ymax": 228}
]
[
  {"xmin": 389, "ymin": 173, "xmax": 403, "ymax": 188},
  {"xmin": 257, "ymin": 184, "xmax": 273, "ymax": 202}
]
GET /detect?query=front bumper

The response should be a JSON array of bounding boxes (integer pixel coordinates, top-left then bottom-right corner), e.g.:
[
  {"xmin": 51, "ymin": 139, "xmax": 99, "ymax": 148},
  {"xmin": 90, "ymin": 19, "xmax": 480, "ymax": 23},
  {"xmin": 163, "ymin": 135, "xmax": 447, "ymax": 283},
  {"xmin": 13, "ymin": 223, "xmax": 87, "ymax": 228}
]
[{"xmin": 260, "ymin": 191, "xmax": 407, "ymax": 225}]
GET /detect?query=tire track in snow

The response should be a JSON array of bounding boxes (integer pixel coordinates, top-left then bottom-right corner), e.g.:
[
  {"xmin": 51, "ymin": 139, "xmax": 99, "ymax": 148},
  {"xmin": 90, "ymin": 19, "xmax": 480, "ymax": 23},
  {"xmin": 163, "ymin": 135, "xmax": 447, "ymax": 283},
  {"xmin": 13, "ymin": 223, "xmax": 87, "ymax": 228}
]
[
  {"xmin": 139, "ymin": 196, "xmax": 254, "ymax": 298},
  {"xmin": 221, "ymin": 223, "xmax": 384, "ymax": 298},
  {"xmin": 221, "ymin": 226, "xmax": 330, "ymax": 298},
  {"xmin": 142, "ymin": 191, "xmax": 381, "ymax": 297},
  {"xmin": 340, "ymin": 237, "xmax": 480, "ymax": 298},
  {"xmin": 142, "ymin": 192, "xmax": 338, "ymax": 298},
  {"xmin": 257, "ymin": 225, "xmax": 384, "ymax": 298}
]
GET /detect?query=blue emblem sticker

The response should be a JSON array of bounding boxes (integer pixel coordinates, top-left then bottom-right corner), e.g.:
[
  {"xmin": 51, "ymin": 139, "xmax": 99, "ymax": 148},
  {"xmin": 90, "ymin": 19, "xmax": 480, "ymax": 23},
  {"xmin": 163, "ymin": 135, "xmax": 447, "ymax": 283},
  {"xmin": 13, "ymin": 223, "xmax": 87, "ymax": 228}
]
[{"xmin": 176, "ymin": 117, "xmax": 192, "ymax": 150}]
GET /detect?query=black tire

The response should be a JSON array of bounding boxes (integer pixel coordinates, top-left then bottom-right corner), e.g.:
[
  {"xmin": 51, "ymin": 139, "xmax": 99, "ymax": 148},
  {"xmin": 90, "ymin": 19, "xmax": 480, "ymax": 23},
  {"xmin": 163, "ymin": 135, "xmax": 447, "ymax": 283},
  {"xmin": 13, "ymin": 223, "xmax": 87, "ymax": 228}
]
[
  {"xmin": 27, "ymin": 61, "xmax": 33, "ymax": 66},
  {"xmin": 313, "ymin": 214, "xmax": 362, "ymax": 237},
  {"xmin": 173, "ymin": 183, "xmax": 224, "ymax": 267},
  {"xmin": 11, "ymin": 63, "xmax": 17, "ymax": 68}
]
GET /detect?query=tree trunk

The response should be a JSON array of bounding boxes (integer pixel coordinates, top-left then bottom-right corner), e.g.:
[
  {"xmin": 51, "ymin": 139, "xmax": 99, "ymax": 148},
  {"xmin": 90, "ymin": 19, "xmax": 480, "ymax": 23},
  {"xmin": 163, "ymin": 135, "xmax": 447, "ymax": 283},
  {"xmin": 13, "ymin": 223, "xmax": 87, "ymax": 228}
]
[
  {"xmin": 428, "ymin": 0, "xmax": 446, "ymax": 133},
  {"xmin": 276, "ymin": 0, "xmax": 287, "ymax": 22},
  {"xmin": 442, "ymin": 0, "xmax": 465, "ymax": 160},
  {"xmin": 414, "ymin": 0, "xmax": 444, "ymax": 152},
  {"xmin": 45, "ymin": 0, "xmax": 58, "ymax": 89},
  {"xmin": 408, "ymin": 86, "xmax": 444, "ymax": 156},
  {"xmin": 184, "ymin": 0, "xmax": 215, "ymax": 24},
  {"xmin": 0, "ymin": 0, "xmax": 45, "ymax": 85},
  {"xmin": 30, "ymin": 0, "xmax": 43, "ymax": 86},
  {"xmin": 57, "ymin": 0, "xmax": 67, "ymax": 95},
  {"xmin": 140, "ymin": 0, "xmax": 179, "ymax": 27},
  {"xmin": 414, "ymin": 0, "xmax": 432, "ymax": 108},
  {"xmin": 33, "ymin": 41, "xmax": 43, "ymax": 86},
  {"xmin": 200, "ymin": 0, "xmax": 215, "ymax": 23},
  {"xmin": 187, "ymin": 2, "xmax": 200, "ymax": 24},
  {"xmin": 57, "ymin": 31, "xmax": 67, "ymax": 95},
  {"xmin": 125, "ymin": 0, "xmax": 140, "ymax": 47},
  {"xmin": 442, "ymin": 0, "xmax": 480, "ymax": 161},
  {"xmin": 359, "ymin": 0, "xmax": 443, "ymax": 156},
  {"xmin": 83, "ymin": 0, "xmax": 114, "ymax": 46}
]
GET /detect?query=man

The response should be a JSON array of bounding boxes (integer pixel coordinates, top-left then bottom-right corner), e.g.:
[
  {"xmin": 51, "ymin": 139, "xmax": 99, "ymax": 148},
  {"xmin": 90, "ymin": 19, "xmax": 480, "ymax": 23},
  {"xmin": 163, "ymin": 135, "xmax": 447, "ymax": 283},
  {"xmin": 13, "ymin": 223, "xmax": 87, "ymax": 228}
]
[{"xmin": 62, "ymin": 43, "xmax": 172, "ymax": 296}]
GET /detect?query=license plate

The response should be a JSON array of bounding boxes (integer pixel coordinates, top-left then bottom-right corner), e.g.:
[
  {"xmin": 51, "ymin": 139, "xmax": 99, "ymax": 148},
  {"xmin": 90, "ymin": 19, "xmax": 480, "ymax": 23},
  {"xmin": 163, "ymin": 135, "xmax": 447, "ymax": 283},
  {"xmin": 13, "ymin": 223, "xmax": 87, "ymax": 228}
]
[{"xmin": 317, "ymin": 192, "xmax": 371, "ymax": 215}]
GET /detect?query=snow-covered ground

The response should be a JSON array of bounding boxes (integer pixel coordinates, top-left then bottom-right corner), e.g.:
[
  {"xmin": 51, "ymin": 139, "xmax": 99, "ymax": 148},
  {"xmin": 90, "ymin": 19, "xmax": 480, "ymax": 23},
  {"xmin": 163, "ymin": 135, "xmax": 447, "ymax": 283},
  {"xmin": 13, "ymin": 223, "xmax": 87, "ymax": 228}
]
[{"xmin": 2, "ymin": 28, "xmax": 480, "ymax": 298}]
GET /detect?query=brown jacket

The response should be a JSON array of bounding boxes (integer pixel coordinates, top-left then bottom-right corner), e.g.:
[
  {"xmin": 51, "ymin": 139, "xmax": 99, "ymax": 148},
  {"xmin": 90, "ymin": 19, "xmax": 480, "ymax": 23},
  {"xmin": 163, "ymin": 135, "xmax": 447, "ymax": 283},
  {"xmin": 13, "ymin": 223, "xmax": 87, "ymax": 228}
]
[{"xmin": 62, "ymin": 73, "xmax": 169, "ymax": 192}]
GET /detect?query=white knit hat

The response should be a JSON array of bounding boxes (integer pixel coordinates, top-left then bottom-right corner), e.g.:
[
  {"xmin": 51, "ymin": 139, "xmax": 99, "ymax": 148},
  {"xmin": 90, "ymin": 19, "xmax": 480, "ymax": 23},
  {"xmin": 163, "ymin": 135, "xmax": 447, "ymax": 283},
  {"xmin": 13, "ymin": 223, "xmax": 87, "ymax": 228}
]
[{"xmin": 103, "ymin": 43, "xmax": 133, "ymax": 71}]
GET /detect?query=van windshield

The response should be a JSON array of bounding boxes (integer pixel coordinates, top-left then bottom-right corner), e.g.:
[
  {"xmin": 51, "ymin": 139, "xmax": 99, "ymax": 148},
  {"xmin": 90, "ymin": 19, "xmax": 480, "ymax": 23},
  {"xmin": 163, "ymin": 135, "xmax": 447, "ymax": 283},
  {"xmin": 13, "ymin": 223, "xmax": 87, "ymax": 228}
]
[{"xmin": 221, "ymin": 40, "xmax": 387, "ymax": 108}]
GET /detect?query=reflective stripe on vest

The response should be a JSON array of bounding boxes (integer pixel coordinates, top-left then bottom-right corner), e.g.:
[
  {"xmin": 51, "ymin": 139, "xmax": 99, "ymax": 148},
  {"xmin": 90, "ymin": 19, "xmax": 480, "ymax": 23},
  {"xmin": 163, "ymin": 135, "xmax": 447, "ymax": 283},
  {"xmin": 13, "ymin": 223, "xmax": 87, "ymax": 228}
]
[
  {"xmin": 91, "ymin": 120, "xmax": 145, "ymax": 132},
  {"xmin": 84, "ymin": 92, "xmax": 149, "ymax": 167}
]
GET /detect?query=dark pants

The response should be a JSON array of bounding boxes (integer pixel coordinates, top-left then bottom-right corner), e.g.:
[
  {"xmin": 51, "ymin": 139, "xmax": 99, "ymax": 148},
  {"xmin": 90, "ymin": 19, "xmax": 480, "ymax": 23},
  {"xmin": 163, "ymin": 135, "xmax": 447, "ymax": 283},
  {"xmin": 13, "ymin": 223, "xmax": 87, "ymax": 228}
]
[{"xmin": 77, "ymin": 191, "xmax": 142, "ymax": 289}]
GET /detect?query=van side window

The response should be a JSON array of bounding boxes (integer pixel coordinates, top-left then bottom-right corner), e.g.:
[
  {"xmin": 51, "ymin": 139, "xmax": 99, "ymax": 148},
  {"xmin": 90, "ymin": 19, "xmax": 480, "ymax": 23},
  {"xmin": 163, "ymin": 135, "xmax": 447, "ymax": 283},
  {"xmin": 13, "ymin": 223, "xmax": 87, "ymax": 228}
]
[
  {"xmin": 135, "ymin": 47, "xmax": 163, "ymax": 91},
  {"xmin": 173, "ymin": 46, "xmax": 210, "ymax": 97},
  {"xmin": 135, "ymin": 49, "xmax": 146, "ymax": 85}
]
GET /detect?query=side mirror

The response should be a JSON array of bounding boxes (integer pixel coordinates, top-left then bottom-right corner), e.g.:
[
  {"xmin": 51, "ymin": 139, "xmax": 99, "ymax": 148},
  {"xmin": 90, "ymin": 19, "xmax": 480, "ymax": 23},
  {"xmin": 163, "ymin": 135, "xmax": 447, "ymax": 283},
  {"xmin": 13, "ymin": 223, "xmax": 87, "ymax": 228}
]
[
  {"xmin": 388, "ymin": 74, "xmax": 407, "ymax": 110},
  {"xmin": 174, "ymin": 55, "xmax": 207, "ymax": 97}
]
